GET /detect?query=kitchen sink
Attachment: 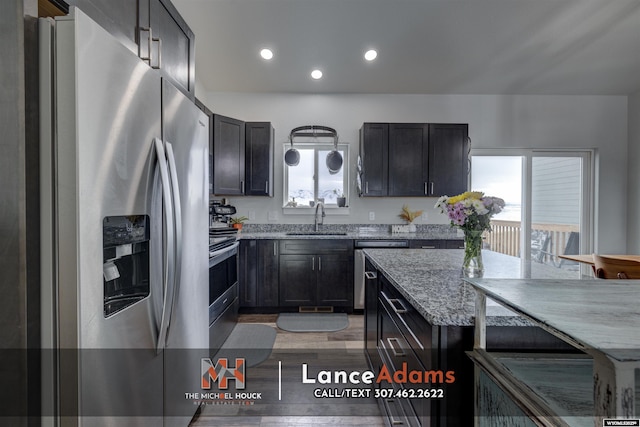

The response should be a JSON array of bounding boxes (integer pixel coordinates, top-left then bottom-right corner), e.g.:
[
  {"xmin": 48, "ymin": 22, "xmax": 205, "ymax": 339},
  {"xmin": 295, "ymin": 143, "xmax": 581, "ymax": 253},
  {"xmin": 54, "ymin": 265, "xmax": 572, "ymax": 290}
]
[{"xmin": 285, "ymin": 231, "xmax": 348, "ymax": 236}]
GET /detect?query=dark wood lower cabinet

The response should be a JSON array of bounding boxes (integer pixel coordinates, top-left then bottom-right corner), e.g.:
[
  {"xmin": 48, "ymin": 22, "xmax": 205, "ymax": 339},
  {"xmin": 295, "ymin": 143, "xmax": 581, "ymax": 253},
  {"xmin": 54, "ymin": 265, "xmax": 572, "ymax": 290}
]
[
  {"xmin": 316, "ymin": 254, "xmax": 353, "ymax": 306},
  {"xmin": 239, "ymin": 240, "xmax": 278, "ymax": 309},
  {"xmin": 238, "ymin": 240, "xmax": 257, "ymax": 307},
  {"xmin": 256, "ymin": 240, "xmax": 279, "ymax": 306},
  {"xmin": 279, "ymin": 254, "xmax": 315, "ymax": 306},
  {"xmin": 279, "ymin": 253, "xmax": 354, "ymax": 310},
  {"xmin": 277, "ymin": 239, "xmax": 354, "ymax": 311}
]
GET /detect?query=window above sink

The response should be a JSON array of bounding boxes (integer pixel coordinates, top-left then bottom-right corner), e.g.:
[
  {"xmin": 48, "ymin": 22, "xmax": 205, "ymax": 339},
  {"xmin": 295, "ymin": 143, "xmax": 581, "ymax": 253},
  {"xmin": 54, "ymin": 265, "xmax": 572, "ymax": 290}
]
[{"xmin": 283, "ymin": 142, "xmax": 349, "ymax": 209}]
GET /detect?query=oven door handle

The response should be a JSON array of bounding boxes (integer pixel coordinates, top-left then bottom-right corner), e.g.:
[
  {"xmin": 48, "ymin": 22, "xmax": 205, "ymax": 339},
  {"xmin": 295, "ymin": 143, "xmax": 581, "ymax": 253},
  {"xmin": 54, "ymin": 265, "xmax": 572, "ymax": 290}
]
[{"xmin": 209, "ymin": 241, "xmax": 239, "ymax": 261}]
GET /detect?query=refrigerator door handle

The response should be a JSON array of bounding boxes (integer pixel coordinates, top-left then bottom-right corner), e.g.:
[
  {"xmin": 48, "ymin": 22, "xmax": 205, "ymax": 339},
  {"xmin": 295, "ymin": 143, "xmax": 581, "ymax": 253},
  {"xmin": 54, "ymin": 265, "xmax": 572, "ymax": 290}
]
[
  {"xmin": 154, "ymin": 137, "xmax": 175, "ymax": 354},
  {"xmin": 165, "ymin": 141, "xmax": 182, "ymax": 329}
]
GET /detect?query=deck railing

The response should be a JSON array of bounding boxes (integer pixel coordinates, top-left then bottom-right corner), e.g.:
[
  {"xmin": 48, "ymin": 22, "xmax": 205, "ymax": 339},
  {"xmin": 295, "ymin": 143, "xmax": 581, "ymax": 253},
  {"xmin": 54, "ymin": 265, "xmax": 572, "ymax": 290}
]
[{"xmin": 485, "ymin": 220, "xmax": 579, "ymax": 262}]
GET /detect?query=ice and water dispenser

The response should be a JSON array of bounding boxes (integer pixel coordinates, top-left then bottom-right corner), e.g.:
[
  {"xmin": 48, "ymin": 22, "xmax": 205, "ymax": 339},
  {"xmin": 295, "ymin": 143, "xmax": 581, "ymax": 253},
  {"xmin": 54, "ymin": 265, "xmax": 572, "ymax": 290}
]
[{"xmin": 102, "ymin": 215, "xmax": 150, "ymax": 317}]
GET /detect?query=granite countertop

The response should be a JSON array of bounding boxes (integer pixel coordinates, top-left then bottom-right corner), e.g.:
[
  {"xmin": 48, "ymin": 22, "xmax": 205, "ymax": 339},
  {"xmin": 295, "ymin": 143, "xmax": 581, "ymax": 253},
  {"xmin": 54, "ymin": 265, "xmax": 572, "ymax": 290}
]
[
  {"xmin": 237, "ymin": 224, "xmax": 463, "ymax": 241},
  {"xmin": 363, "ymin": 249, "xmax": 583, "ymax": 327}
]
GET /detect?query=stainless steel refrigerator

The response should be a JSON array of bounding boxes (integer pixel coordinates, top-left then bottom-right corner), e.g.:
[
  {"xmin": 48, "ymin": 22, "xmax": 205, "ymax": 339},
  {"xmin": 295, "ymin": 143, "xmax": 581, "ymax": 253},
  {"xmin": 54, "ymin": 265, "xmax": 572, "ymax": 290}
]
[{"xmin": 39, "ymin": 7, "xmax": 208, "ymax": 426}]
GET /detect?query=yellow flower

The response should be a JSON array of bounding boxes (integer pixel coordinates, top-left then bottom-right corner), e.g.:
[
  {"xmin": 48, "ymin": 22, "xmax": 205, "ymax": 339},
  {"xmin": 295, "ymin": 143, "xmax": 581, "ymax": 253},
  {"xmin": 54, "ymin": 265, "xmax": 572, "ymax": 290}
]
[{"xmin": 447, "ymin": 191, "xmax": 484, "ymax": 205}]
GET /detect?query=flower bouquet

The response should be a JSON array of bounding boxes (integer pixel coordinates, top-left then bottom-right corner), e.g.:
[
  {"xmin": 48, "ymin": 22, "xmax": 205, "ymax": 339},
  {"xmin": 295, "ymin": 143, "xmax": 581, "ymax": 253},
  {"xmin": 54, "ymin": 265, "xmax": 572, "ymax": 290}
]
[{"xmin": 435, "ymin": 191, "xmax": 505, "ymax": 276}]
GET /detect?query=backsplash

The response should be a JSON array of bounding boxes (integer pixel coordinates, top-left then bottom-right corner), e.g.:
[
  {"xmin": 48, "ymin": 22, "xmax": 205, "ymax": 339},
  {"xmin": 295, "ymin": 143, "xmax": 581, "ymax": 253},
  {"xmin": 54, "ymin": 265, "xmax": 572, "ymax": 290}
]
[{"xmin": 241, "ymin": 223, "xmax": 458, "ymax": 235}]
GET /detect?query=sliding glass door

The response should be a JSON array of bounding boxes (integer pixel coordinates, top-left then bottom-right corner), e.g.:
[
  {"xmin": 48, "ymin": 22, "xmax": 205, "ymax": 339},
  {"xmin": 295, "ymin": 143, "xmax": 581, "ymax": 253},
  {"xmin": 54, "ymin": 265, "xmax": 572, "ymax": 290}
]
[{"xmin": 471, "ymin": 150, "xmax": 592, "ymax": 277}]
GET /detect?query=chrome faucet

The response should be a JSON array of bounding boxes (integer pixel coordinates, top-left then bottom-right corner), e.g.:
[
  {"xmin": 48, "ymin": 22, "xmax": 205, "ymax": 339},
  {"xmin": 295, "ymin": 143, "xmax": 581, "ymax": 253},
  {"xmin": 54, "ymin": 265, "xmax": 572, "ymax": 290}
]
[{"xmin": 314, "ymin": 201, "xmax": 325, "ymax": 232}]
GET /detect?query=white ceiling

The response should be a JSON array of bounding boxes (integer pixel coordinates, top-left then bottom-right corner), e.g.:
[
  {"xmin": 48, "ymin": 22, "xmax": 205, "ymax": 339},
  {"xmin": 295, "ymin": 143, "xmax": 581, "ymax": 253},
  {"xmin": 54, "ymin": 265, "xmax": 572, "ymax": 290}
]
[{"xmin": 172, "ymin": 0, "xmax": 640, "ymax": 95}]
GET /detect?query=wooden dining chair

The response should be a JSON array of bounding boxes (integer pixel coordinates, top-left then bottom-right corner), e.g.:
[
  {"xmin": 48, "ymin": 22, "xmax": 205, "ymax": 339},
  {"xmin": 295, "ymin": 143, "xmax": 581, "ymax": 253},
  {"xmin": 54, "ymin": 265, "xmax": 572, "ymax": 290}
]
[{"xmin": 591, "ymin": 254, "xmax": 640, "ymax": 279}]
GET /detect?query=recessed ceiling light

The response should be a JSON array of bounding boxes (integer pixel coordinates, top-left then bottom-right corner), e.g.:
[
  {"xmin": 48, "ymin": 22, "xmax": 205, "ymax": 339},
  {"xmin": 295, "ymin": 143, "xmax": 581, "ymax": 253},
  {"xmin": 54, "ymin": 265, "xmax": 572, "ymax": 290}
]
[
  {"xmin": 364, "ymin": 49, "xmax": 378, "ymax": 61},
  {"xmin": 260, "ymin": 48, "xmax": 274, "ymax": 60},
  {"xmin": 311, "ymin": 69, "xmax": 323, "ymax": 80}
]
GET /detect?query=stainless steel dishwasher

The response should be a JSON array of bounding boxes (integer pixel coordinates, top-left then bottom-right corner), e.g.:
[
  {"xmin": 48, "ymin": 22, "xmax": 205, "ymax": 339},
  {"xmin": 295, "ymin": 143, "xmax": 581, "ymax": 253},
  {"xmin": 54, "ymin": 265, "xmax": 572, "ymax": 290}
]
[{"xmin": 353, "ymin": 239, "xmax": 409, "ymax": 309}]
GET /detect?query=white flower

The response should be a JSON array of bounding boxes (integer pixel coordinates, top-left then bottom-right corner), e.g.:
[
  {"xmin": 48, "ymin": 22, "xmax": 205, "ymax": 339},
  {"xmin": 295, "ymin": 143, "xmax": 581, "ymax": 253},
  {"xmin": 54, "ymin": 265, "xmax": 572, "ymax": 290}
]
[{"xmin": 471, "ymin": 199, "xmax": 489, "ymax": 215}]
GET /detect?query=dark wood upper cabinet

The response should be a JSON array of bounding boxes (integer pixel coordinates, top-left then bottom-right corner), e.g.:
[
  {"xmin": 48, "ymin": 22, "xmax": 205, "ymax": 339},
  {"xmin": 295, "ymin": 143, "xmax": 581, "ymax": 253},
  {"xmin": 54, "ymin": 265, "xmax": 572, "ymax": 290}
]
[
  {"xmin": 211, "ymin": 115, "xmax": 274, "ymax": 197},
  {"xmin": 245, "ymin": 122, "xmax": 274, "ymax": 196},
  {"xmin": 213, "ymin": 114, "xmax": 245, "ymax": 195},
  {"xmin": 360, "ymin": 122, "xmax": 469, "ymax": 197},
  {"xmin": 428, "ymin": 123, "xmax": 469, "ymax": 197},
  {"xmin": 359, "ymin": 123, "xmax": 389, "ymax": 196},
  {"xmin": 388, "ymin": 123, "xmax": 429, "ymax": 196},
  {"xmin": 146, "ymin": 0, "xmax": 195, "ymax": 98},
  {"xmin": 61, "ymin": 0, "xmax": 195, "ymax": 99}
]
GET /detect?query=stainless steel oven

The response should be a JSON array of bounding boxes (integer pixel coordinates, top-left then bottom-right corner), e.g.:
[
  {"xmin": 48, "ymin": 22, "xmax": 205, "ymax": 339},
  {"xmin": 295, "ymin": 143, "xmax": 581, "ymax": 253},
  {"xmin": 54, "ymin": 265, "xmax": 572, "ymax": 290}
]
[{"xmin": 208, "ymin": 237, "xmax": 239, "ymax": 351}]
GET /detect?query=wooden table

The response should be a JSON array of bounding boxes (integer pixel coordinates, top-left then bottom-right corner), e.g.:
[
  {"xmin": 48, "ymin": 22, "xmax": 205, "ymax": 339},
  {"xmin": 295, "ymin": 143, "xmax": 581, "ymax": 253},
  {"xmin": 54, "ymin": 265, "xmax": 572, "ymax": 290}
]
[
  {"xmin": 559, "ymin": 253, "xmax": 640, "ymax": 265},
  {"xmin": 467, "ymin": 278, "xmax": 640, "ymax": 425}
]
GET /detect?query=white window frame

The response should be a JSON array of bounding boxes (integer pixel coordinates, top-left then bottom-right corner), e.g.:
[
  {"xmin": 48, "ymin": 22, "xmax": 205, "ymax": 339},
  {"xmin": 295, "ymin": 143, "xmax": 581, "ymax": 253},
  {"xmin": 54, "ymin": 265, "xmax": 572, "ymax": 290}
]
[
  {"xmin": 282, "ymin": 142, "xmax": 350, "ymax": 214},
  {"xmin": 471, "ymin": 148, "xmax": 594, "ymax": 272}
]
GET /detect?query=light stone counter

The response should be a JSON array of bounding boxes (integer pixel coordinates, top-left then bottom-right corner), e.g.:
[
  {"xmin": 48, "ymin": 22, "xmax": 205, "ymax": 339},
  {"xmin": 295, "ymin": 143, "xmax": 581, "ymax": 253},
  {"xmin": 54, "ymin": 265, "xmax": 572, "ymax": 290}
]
[
  {"xmin": 237, "ymin": 223, "xmax": 462, "ymax": 241},
  {"xmin": 363, "ymin": 249, "xmax": 582, "ymax": 327}
]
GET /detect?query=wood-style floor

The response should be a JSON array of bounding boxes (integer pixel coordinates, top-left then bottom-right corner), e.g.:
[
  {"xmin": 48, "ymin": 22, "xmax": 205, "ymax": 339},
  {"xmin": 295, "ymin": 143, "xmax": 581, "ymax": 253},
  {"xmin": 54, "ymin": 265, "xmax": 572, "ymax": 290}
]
[{"xmin": 190, "ymin": 314, "xmax": 386, "ymax": 427}]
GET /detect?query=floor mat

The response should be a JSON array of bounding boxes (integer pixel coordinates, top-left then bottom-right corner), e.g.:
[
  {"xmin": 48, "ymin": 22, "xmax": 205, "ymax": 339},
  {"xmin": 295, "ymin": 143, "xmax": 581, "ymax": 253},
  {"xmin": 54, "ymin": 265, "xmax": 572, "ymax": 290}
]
[
  {"xmin": 276, "ymin": 312, "xmax": 349, "ymax": 332},
  {"xmin": 213, "ymin": 323, "xmax": 276, "ymax": 367}
]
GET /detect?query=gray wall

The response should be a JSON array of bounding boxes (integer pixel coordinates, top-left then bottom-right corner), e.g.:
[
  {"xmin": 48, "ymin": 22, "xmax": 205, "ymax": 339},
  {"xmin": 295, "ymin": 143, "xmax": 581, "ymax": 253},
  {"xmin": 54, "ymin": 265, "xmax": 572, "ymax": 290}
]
[{"xmin": 197, "ymin": 90, "xmax": 628, "ymax": 253}]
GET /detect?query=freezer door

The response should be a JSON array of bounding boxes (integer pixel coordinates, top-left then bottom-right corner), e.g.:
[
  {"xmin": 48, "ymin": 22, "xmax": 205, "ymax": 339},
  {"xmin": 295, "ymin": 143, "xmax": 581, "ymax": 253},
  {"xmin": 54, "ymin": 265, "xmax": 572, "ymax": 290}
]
[
  {"xmin": 53, "ymin": 8, "xmax": 164, "ymax": 425},
  {"xmin": 161, "ymin": 79, "xmax": 210, "ymax": 425}
]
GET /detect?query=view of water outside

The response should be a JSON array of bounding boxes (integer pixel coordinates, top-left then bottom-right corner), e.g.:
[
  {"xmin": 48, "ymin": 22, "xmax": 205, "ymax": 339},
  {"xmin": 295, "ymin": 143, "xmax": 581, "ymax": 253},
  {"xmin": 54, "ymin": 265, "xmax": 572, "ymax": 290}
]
[{"xmin": 471, "ymin": 156, "xmax": 522, "ymax": 221}]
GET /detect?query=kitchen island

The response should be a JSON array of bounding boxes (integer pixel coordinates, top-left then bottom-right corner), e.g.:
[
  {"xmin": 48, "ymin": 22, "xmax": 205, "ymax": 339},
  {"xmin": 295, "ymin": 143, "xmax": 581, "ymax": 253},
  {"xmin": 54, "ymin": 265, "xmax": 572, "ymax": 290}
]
[{"xmin": 362, "ymin": 249, "xmax": 583, "ymax": 427}]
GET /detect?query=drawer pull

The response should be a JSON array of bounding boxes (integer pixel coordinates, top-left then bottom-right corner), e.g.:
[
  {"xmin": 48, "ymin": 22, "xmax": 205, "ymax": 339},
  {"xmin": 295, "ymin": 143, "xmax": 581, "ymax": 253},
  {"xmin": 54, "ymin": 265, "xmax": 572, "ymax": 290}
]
[
  {"xmin": 386, "ymin": 338, "xmax": 405, "ymax": 357},
  {"xmin": 381, "ymin": 291, "xmax": 408, "ymax": 314},
  {"xmin": 364, "ymin": 271, "xmax": 377, "ymax": 280},
  {"xmin": 421, "ymin": 246, "xmax": 436, "ymax": 249}
]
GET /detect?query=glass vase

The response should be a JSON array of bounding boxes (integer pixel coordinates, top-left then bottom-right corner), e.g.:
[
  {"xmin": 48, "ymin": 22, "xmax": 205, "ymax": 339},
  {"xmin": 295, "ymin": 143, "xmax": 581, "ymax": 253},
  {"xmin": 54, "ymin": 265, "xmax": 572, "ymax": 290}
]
[{"xmin": 462, "ymin": 229, "xmax": 484, "ymax": 277}]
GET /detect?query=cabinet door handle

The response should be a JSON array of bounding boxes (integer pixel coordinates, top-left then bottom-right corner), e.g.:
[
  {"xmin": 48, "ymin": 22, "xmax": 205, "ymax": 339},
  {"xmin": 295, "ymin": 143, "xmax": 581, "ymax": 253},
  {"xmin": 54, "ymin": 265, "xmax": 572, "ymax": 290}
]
[
  {"xmin": 312, "ymin": 257, "xmax": 315, "ymax": 271},
  {"xmin": 138, "ymin": 27, "xmax": 152, "ymax": 63},
  {"xmin": 365, "ymin": 181, "xmax": 369, "ymax": 194},
  {"xmin": 318, "ymin": 256, "xmax": 322, "ymax": 271},
  {"xmin": 364, "ymin": 271, "xmax": 377, "ymax": 280},
  {"xmin": 386, "ymin": 338, "xmax": 405, "ymax": 357},
  {"xmin": 240, "ymin": 180, "xmax": 245, "ymax": 193},
  {"xmin": 381, "ymin": 291, "xmax": 408, "ymax": 314},
  {"xmin": 273, "ymin": 241, "xmax": 277, "ymax": 256},
  {"xmin": 265, "ymin": 180, "xmax": 269, "ymax": 194},
  {"xmin": 424, "ymin": 181, "xmax": 434, "ymax": 195},
  {"xmin": 151, "ymin": 36, "xmax": 161, "ymax": 69}
]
